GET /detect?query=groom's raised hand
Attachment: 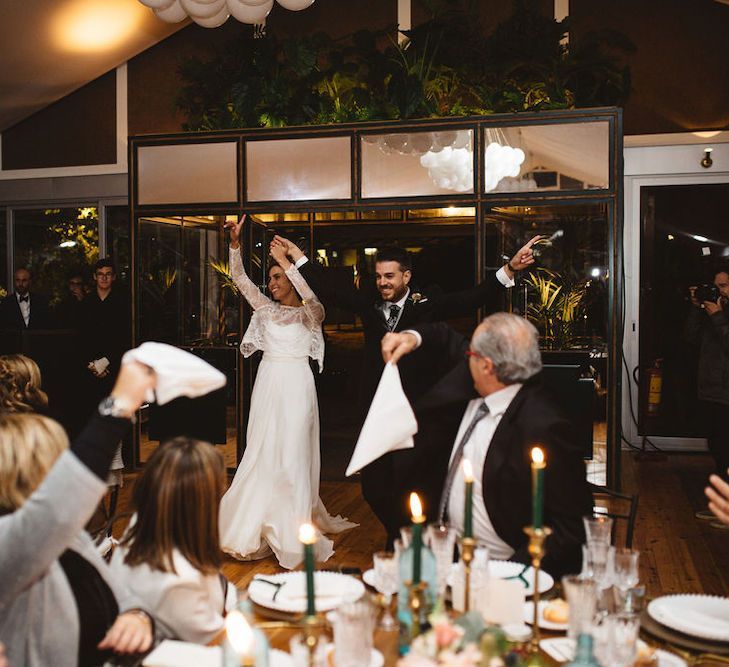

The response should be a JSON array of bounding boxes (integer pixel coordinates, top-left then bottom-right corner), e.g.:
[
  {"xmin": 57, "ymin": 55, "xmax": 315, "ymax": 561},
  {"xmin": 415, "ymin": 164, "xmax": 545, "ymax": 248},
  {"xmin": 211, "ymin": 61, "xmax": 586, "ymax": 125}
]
[
  {"xmin": 271, "ymin": 235, "xmax": 304, "ymax": 262},
  {"xmin": 382, "ymin": 331, "xmax": 419, "ymax": 364},
  {"xmin": 505, "ymin": 235, "xmax": 540, "ymax": 278}
]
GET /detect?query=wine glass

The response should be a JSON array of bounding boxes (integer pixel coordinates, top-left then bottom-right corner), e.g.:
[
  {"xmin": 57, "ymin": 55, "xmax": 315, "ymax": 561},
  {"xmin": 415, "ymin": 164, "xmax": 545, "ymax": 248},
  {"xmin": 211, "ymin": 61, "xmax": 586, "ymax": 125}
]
[
  {"xmin": 613, "ymin": 548, "xmax": 640, "ymax": 610},
  {"xmin": 425, "ymin": 523, "xmax": 457, "ymax": 600},
  {"xmin": 373, "ymin": 551, "xmax": 399, "ymax": 631}
]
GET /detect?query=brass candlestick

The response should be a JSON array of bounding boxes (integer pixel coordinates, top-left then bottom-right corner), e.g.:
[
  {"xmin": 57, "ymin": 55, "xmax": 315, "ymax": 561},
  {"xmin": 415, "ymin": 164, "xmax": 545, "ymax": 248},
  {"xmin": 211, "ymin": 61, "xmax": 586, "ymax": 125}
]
[
  {"xmin": 407, "ymin": 581, "xmax": 428, "ymax": 640},
  {"xmin": 302, "ymin": 614, "xmax": 322, "ymax": 667},
  {"xmin": 460, "ymin": 536, "xmax": 476, "ymax": 612},
  {"xmin": 523, "ymin": 525, "xmax": 552, "ymax": 666}
]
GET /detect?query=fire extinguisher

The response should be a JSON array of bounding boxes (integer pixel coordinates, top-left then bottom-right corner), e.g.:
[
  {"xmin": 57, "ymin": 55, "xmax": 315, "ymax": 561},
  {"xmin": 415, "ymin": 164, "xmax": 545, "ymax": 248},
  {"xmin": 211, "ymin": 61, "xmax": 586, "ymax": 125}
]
[{"xmin": 645, "ymin": 359, "xmax": 663, "ymax": 416}]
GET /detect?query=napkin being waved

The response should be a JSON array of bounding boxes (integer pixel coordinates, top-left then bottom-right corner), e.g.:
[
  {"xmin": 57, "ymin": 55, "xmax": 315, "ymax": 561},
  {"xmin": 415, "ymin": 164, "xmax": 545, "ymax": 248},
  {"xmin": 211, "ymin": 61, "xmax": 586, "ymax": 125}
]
[
  {"xmin": 346, "ymin": 362, "xmax": 417, "ymax": 476},
  {"xmin": 122, "ymin": 342, "xmax": 226, "ymax": 405}
]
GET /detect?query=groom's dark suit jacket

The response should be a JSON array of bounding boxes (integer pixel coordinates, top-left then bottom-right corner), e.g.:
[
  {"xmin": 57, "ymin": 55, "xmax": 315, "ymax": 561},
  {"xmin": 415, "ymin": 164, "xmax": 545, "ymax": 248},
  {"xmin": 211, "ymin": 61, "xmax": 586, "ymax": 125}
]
[
  {"xmin": 398, "ymin": 322, "xmax": 592, "ymax": 578},
  {"xmin": 298, "ymin": 260, "xmax": 506, "ymax": 540}
]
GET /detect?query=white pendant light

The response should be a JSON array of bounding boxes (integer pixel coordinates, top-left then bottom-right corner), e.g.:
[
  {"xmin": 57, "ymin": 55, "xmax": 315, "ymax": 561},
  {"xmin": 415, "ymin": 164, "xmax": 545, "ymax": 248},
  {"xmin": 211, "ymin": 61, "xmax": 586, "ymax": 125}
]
[
  {"xmin": 181, "ymin": 0, "xmax": 226, "ymax": 19},
  {"xmin": 139, "ymin": 0, "xmax": 314, "ymax": 25},
  {"xmin": 193, "ymin": 4, "xmax": 230, "ymax": 26},
  {"xmin": 154, "ymin": 0, "xmax": 189, "ymax": 23},
  {"xmin": 277, "ymin": 0, "xmax": 315, "ymax": 10},
  {"xmin": 138, "ymin": 0, "xmax": 176, "ymax": 9},
  {"xmin": 227, "ymin": 0, "xmax": 273, "ymax": 23}
]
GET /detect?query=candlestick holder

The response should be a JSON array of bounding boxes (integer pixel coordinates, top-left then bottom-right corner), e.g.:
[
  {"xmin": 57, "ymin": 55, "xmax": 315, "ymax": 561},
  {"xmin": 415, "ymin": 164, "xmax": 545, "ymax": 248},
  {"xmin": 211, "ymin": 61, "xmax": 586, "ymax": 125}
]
[
  {"xmin": 302, "ymin": 614, "xmax": 324, "ymax": 667},
  {"xmin": 460, "ymin": 536, "xmax": 476, "ymax": 612},
  {"xmin": 407, "ymin": 580, "xmax": 428, "ymax": 640},
  {"xmin": 523, "ymin": 525, "xmax": 552, "ymax": 667}
]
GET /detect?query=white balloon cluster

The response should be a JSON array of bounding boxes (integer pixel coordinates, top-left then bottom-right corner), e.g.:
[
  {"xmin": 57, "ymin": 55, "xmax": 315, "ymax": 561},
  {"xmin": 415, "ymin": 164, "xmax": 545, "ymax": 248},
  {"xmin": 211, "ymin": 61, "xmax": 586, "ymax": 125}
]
[
  {"xmin": 138, "ymin": 0, "xmax": 314, "ymax": 27},
  {"xmin": 483, "ymin": 142, "xmax": 525, "ymax": 192},
  {"xmin": 420, "ymin": 147, "xmax": 473, "ymax": 193}
]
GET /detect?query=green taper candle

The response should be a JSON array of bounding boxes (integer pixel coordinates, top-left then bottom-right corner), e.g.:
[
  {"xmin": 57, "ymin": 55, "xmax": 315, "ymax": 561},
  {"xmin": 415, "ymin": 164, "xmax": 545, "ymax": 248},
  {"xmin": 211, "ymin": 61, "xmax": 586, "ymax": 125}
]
[
  {"xmin": 298, "ymin": 523, "xmax": 317, "ymax": 617},
  {"xmin": 462, "ymin": 458, "xmax": 474, "ymax": 538},
  {"xmin": 531, "ymin": 447, "xmax": 546, "ymax": 530},
  {"xmin": 409, "ymin": 492, "xmax": 425, "ymax": 585}
]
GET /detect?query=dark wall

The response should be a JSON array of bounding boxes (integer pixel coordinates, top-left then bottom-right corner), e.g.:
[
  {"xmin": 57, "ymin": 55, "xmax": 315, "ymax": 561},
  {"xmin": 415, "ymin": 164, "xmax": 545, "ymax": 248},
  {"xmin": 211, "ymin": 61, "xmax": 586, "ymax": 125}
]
[
  {"xmin": 2, "ymin": 70, "xmax": 116, "ymax": 169},
  {"xmin": 570, "ymin": 0, "xmax": 729, "ymax": 134}
]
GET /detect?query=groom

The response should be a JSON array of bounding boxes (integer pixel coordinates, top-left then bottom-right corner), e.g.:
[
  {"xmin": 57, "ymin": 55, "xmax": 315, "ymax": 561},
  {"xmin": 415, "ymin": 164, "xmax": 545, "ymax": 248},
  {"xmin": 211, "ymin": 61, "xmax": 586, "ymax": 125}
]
[{"xmin": 272, "ymin": 235, "xmax": 539, "ymax": 541}]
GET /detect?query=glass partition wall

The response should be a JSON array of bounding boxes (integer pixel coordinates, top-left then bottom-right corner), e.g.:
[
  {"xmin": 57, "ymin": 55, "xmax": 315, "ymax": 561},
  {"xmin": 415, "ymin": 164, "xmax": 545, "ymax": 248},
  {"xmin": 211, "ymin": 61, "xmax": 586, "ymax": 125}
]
[{"xmin": 130, "ymin": 108, "xmax": 623, "ymax": 487}]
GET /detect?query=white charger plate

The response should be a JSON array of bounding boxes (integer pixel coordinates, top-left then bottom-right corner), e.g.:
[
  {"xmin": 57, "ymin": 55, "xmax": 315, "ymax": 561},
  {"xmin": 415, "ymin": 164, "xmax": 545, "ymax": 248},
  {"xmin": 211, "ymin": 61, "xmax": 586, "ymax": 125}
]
[
  {"xmin": 647, "ymin": 594, "xmax": 729, "ymax": 643},
  {"xmin": 447, "ymin": 560, "xmax": 554, "ymax": 597},
  {"xmin": 249, "ymin": 571, "xmax": 365, "ymax": 613},
  {"xmin": 540, "ymin": 638, "xmax": 687, "ymax": 666},
  {"xmin": 523, "ymin": 600, "xmax": 568, "ymax": 631}
]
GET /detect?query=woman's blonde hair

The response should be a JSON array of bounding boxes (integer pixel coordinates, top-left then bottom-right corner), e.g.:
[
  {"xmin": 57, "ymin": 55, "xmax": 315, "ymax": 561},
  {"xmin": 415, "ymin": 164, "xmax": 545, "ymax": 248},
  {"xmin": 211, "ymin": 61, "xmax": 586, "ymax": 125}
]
[
  {"xmin": 0, "ymin": 412, "xmax": 68, "ymax": 513},
  {"xmin": 121, "ymin": 437, "xmax": 226, "ymax": 575},
  {"xmin": 0, "ymin": 354, "xmax": 48, "ymax": 413}
]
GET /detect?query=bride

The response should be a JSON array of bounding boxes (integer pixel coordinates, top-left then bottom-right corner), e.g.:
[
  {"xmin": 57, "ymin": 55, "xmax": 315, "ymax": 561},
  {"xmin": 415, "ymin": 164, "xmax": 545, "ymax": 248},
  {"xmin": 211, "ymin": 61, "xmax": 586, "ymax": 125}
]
[{"xmin": 219, "ymin": 216, "xmax": 356, "ymax": 569}]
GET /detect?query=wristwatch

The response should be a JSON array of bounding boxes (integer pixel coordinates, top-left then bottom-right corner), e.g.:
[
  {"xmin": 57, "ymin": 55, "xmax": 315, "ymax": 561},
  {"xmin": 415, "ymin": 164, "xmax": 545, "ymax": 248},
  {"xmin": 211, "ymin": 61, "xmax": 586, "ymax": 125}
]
[
  {"xmin": 507, "ymin": 260, "xmax": 518, "ymax": 273},
  {"xmin": 98, "ymin": 396, "xmax": 135, "ymax": 422}
]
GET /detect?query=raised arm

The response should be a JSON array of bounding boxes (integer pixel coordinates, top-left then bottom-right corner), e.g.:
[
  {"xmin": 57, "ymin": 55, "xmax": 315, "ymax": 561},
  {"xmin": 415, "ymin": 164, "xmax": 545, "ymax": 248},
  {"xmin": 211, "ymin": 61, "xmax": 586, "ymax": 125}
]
[
  {"xmin": 285, "ymin": 264, "xmax": 325, "ymax": 326},
  {"xmin": 226, "ymin": 216, "xmax": 270, "ymax": 310}
]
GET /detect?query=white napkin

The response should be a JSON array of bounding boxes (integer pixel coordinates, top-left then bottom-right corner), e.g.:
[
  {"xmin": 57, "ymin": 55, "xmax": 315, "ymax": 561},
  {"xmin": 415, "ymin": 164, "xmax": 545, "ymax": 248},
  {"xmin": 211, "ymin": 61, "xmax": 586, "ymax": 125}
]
[
  {"xmin": 346, "ymin": 362, "xmax": 417, "ymax": 476},
  {"xmin": 122, "ymin": 342, "xmax": 226, "ymax": 405},
  {"xmin": 142, "ymin": 640, "xmax": 222, "ymax": 667}
]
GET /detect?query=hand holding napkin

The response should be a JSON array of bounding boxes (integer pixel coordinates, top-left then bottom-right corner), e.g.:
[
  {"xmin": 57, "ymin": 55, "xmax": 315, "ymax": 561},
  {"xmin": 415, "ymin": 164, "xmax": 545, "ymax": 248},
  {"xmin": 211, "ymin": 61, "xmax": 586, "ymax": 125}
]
[
  {"xmin": 346, "ymin": 362, "xmax": 417, "ymax": 476},
  {"xmin": 122, "ymin": 342, "xmax": 226, "ymax": 405}
]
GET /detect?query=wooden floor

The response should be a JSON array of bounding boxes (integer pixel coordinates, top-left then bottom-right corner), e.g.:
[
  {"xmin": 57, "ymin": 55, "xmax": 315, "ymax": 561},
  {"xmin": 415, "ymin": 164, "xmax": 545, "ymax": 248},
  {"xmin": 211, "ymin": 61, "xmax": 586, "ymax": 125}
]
[{"xmin": 110, "ymin": 451, "xmax": 729, "ymax": 599}]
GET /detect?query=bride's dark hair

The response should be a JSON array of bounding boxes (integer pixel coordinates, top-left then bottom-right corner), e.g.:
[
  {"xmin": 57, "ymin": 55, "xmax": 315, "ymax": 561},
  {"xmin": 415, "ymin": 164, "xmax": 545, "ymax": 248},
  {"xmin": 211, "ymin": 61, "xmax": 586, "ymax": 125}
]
[{"xmin": 267, "ymin": 261, "xmax": 303, "ymax": 302}]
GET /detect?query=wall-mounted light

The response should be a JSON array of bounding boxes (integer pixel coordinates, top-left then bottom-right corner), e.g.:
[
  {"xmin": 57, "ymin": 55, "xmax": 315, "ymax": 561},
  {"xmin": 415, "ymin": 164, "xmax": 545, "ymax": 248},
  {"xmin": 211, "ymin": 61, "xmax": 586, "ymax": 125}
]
[{"xmin": 701, "ymin": 147, "xmax": 714, "ymax": 169}]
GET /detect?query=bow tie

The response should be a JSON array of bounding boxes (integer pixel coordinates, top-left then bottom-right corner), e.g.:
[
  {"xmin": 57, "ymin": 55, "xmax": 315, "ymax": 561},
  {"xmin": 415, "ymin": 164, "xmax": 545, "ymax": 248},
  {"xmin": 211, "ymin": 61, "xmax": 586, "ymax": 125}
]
[{"xmin": 18, "ymin": 295, "xmax": 29, "ymax": 303}]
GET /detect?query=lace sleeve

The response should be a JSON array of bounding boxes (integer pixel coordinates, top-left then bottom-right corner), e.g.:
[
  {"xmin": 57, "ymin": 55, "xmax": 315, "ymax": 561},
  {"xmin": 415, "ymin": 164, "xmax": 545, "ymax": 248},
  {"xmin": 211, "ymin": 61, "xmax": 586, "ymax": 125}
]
[
  {"xmin": 230, "ymin": 247, "xmax": 270, "ymax": 310},
  {"xmin": 285, "ymin": 264, "xmax": 325, "ymax": 325}
]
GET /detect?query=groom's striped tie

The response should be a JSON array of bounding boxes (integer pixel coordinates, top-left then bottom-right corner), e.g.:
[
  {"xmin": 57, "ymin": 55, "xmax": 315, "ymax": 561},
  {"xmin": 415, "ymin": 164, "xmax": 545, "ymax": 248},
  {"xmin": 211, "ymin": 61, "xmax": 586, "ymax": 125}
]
[{"xmin": 437, "ymin": 401, "xmax": 490, "ymax": 524}]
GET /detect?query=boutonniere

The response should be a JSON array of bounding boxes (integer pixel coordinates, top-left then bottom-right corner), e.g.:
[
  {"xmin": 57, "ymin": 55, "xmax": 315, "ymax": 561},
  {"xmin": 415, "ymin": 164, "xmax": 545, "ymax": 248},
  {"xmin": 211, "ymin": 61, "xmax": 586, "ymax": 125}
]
[{"xmin": 410, "ymin": 292, "xmax": 428, "ymax": 304}]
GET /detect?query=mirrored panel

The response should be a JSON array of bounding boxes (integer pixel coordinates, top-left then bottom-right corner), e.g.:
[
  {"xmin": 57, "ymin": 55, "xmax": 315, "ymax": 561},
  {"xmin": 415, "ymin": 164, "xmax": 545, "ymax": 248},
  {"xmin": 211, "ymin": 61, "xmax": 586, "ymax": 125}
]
[
  {"xmin": 246, "ymin": 136, "xmax": 351, "ymax": 202},
  {"xmin": 138, "ymin": 142, "xmax": 238, "ymax": 205},
  {"xmin": 361, "ymin": 129, "xmax": 475, "ymax": 198},
  {"xmin": 482, "ymin": 121, "xmax": 610, "ymax": 193}
]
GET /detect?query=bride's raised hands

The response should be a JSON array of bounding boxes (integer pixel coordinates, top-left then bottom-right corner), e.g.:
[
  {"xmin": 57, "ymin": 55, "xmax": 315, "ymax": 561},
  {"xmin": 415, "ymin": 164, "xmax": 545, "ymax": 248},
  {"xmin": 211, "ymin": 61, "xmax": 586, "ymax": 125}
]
[{"xmin": 224, "ymin": 214, "xmax": 246, "ymax": 249}]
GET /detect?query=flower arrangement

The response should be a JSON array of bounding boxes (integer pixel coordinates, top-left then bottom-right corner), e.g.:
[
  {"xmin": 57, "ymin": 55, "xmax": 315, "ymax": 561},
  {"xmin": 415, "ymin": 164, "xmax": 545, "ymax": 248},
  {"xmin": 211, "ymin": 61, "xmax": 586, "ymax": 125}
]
[{"xmin": 398, "ymin": 610, "xmax": 525, "ymax": 667}]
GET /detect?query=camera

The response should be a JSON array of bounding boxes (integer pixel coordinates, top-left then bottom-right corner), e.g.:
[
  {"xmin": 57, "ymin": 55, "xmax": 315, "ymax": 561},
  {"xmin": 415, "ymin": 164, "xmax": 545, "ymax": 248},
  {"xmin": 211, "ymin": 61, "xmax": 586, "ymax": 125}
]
[{"xmin": 694, "ymin": 284, "xmax": 720, "ymax": 303}]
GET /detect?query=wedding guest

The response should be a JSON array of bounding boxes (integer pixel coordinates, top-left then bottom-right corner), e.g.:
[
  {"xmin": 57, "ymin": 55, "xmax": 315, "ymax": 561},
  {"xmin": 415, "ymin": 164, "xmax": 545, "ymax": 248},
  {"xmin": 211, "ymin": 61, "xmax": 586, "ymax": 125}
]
[
  {"xmin": 0, "ymin": 361, "xmax": 157, "ymax": 667},
  {"xmin": 382, "ymin": 313, "xmax": 593, "ymax": 578},
  {"xmin": 0, "ymin": 268, "xmax": 52, "ymax": 330},
  {"xmin": 273, "ymin": 235, "xmax": 539, "ymax": 543},
  {"xmin": 0, "ymin": 354, "xmax": 48, "ymax": 413},
  {"xmin": 55, "ymin": 269, "xmax": 87, "ymax": 329},
  {"xmin": 706, "ymin": 471, "xmax": 729, "ymax": 527},
  {"xmin": 110, "ymin": 437, "xmax": 236, "ymax": 644}
]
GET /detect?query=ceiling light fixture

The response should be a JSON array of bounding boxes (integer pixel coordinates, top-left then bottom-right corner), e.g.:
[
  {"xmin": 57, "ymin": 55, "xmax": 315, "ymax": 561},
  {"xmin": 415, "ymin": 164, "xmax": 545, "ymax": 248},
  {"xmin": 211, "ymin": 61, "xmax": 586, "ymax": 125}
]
[{"xmin": 137, "ymin": 0, "xmax": 314, "ymax": 27}]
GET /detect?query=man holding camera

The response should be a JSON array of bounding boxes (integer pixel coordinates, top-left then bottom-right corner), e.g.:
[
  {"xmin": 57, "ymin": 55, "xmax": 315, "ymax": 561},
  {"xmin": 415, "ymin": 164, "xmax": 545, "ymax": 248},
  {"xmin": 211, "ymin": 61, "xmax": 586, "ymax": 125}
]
[{"xmin": 687, "ymin": 267, "xmax": 729, "ymax": 525}]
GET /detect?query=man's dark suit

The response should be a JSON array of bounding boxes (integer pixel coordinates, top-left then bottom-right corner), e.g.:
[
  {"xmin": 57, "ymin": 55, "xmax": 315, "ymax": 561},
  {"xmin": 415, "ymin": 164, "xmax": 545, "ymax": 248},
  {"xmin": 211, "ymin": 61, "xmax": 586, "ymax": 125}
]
[
  {"xmin": 0, "ymin": 293, "xmax": 52, "ymax": 330},
  {"xmin": 400, "ymin": 322, "xmax": 592, "ymax": 578},
  {"xmin": 297, "ymin": 259, "xmax": 507, "ymax": 540}
]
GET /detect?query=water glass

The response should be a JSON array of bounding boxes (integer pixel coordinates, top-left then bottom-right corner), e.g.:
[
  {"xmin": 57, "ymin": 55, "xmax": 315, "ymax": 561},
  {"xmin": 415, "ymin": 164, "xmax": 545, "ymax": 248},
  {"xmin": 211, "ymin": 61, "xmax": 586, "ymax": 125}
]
[
  {"xmin": 329, "ymin": 600, "xmax": 377, "ymax": 667},
  {"xmin": 450, "ymin": 547, "xmax": 490, "ymax": 612},
  {"xmin": 562, "ymin": 575, "xmax": 598, "ymax": 639},
  {"xmin": 613, "ymin": 548, "xmax": 640, "ymax": 596},
  {"xmin": 399, "ymin": 526, "xmax": 412, "ymax": 549},
  {"xmin": 424, "ymin": 523, "xmax": 457, "ymax": 599},
  {"xmin": 583, "ymin": 515, "xmax": 613, "ymax": 546},
  {"xmin": 373, "ymin": 551, "xmax": 399, "ymax": 631},
  {"xmin": 614, "ymin": 584, "xmax": 646, "ymax": 615},
  {"xmin": 606, "ymin": 612, "xmax": 640, "ymax": 666}
]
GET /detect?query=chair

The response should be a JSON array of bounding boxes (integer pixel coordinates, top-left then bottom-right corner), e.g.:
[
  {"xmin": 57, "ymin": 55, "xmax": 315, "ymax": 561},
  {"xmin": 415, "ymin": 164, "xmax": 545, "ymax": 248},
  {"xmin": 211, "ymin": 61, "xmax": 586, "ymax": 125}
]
[{"xmin": 589, "ymin": 483, "xmax": 639, "ymax": 548}]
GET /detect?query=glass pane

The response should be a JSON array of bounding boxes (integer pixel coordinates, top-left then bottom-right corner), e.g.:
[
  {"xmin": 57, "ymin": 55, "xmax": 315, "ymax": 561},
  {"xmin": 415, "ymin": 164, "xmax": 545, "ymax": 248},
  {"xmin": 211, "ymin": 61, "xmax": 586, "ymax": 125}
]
[
  {"xmin": 361, "ymin": 129, "xmax": 474, "ymax": 198},
  {"xmin": 14, "ymin": 207, "xmax": 99, "ymax": 306},
  {"xmin": 105, "ymin": 205, "xmax": 131, "ymax": 295},
  {"xmin": 246, "ymin": 137, "xmax": 351, "ymax": 202},
  {"xmin": 0, "ymin": 211, "xmax": 6, "ymax": 297},
  {"xmin": 137, "ymin": 142, "xmax": 238, "ymax": 205},
  {"xmin": 484, "ymin": 203, "xmax": 609, "ymax": 480},
  {"xmin": 483, "ymin": 121, "xmax": 610, "ymax": 193}
]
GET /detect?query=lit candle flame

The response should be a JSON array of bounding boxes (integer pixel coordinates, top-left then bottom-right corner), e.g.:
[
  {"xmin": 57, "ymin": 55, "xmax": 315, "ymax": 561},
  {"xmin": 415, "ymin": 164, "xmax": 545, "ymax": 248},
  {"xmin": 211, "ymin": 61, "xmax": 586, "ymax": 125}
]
[
  {"xmin": 462, "ymin": 458, "xmax": 474, "ymax": 482},
  {"xmin": 298, "ymin": 522, "xmax": 317, "ymax": 545},
  {"xmin": 531, "ymin": 446, "xmax": 545, "ymax": 466},
  {"xmin": 409, "ymin": 492, "xmax": 424, "ymax": 522},
  {"xmin": 225, "ymin": 610, "xmax": 254, "ymax": 656}
]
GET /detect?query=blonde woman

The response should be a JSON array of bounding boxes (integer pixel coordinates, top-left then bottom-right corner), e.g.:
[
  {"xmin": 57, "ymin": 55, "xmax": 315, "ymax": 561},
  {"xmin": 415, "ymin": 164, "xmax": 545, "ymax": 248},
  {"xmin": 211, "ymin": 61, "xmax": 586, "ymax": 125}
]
[
  {"xmin": 110, "ymin": 437, "xmax": 236, "ymax": 644},
  {"xmin": 0, "ymin": 362, "xmax": 156, "ymax": 667},
  {"xmin": 0, "ymin": 354, "xmax": 48, "ymax": 413}
]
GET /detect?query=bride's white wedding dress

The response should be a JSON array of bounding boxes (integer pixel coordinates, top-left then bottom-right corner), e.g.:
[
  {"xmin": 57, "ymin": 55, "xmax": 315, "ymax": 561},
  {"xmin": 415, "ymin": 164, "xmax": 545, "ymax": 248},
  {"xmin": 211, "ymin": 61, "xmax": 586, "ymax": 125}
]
[{"xmin": 219, "ymin": 247, "xmax": 356, "ymax": 569}]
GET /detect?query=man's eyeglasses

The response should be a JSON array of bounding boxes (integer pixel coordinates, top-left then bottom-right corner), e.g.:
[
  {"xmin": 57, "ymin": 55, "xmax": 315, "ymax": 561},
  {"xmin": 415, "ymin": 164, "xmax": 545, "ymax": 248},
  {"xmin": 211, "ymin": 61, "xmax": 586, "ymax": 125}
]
[{"xmin": 465, "ymin": 349, "xmax": 485, "ymax": 360}]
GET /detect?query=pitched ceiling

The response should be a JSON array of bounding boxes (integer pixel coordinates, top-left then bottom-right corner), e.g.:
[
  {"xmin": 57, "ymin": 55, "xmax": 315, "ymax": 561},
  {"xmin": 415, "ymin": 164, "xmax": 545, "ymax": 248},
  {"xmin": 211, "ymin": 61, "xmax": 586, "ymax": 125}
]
[{"xmin": 0, "ymin": 0, "xmax": 188, "ymax": 132}]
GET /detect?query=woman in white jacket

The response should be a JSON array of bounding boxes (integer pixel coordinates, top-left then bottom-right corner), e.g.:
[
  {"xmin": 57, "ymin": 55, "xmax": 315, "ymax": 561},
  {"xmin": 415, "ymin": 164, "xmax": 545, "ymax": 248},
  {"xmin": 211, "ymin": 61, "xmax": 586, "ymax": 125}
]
[{"xmin": 110, "ymin": 437, "xmax": 236, "ymax": 643}]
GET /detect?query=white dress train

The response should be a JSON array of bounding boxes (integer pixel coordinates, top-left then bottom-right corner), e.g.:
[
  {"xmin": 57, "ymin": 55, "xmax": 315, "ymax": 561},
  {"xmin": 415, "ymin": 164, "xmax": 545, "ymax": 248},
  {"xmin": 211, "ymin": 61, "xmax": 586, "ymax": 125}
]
[{"xmin": 219, "ymin": 248, "xmax": 357, "ymax": 570}]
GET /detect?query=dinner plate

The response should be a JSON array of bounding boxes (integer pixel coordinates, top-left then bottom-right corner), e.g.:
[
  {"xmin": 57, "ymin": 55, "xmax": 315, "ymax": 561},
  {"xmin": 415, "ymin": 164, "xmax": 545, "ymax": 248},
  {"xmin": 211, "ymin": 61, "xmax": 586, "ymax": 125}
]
[
  {"xmin": 362, "ymin": 568, "xmax": 376, "ymax": 588},
  {"xmin": 249, "ymin": 571, "xmax": 365, "ymax": 613},
  {"xmin": 523, "ymin": 600, "xmax": 568, "ymax": 631},
  {"xmin": 647, "ymin": 594, "xmax": 729, "ymax": 643},
  {"xmin": 540, "ymin": 638, "xmax": 687, "ymax": 666},
  {"xmin": 325, "ymin": 643, "xmax": 384, "ymax": 667},
  {"xmin": 447, "ymin": 560, "xmax": 554, "ymax": 597}
]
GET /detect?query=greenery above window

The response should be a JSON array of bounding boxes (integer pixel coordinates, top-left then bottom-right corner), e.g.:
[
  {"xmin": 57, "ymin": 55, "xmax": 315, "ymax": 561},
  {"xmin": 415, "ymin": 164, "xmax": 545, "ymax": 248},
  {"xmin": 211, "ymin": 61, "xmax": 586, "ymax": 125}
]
[{"xmin": 177, "ymin": 0, "xmax": 634, "ymax": 131}]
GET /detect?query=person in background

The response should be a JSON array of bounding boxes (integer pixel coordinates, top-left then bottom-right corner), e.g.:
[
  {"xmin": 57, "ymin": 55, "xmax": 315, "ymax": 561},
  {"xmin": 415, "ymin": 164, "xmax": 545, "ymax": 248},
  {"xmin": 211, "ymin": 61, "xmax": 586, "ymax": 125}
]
[
  {"xmin": 110, "ymin": 437, "xmax": 237, "ymax": 644},
  {"xmin": 706, "ymin": 471, "xmax": 729, "ymax": 526},
  {"xmin": 0, "ymin": 268, "xmax": 52, "ymax": 330},
  {"xmin": 0, "ymin": 361, "xmax": 157, "ymax": 667},
  {"xmin": 686, "ymin": 266, "xmax": 729, "ymax": 527},
  {"xmin": 0, "ymin": 354, "xmax": 48, "ymax": 414},
  {"xmin": 55, "ymin": 269, "xmax": 87, "ymax": 329}
]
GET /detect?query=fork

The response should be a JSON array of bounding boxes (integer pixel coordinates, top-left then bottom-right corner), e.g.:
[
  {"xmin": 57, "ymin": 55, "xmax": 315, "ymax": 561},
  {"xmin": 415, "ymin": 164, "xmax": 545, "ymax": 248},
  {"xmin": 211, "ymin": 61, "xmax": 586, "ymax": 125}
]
[
  {"xmin": 504, "ymin": 563, "xmax": 530, "ymax": 588},
  {"xmin": 254, "ymin": 577, "xmax": 286, "ymax": 601}
]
